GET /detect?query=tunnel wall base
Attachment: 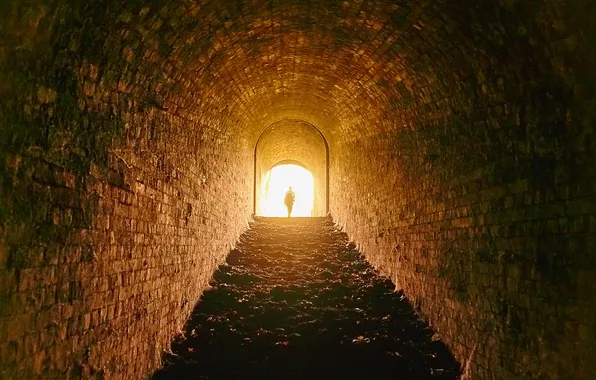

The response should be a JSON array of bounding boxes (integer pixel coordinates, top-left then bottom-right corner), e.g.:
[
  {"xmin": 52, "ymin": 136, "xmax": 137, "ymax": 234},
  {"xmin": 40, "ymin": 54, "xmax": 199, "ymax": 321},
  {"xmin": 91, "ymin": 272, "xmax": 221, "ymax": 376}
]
[
  {"xmin": 0, "ymin": 150, "xmax": 252, "ymax": 379},
  {"xmin": 331, "ymin": 133, "xmax": 596, "ymax": 379}
]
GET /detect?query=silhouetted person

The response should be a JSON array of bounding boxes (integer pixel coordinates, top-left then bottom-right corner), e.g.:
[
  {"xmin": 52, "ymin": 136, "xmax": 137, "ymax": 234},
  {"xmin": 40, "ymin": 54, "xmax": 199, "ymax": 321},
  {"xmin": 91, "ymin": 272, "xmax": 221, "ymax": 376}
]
[{"xmin": 284, "ymin": 186, "xmax": 295, "ymax": 217}]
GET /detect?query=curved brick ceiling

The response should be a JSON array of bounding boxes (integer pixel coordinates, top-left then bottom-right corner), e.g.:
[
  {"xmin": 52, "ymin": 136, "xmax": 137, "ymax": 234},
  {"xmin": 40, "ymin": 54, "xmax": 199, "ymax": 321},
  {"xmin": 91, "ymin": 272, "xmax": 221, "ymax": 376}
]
[
  {"xmin": 38, "ymin": 0, "xmax": 561, "ymax": 144},
  {"xmin": 256, "ymin": 119, "xmax": 327, "ymax": 173},
  {"xmin": 133, "ymin": 0, "xmax": 469, "ymax": 139}
]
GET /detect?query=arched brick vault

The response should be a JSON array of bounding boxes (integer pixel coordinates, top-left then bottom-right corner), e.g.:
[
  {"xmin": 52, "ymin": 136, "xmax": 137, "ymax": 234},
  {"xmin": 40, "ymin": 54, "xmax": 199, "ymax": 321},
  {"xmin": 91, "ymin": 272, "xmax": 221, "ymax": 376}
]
[
  {"xmin": 254, "ymin": 119, "xmax": 329, "ymax": 216},
  {"xmin": 0, "ymin": 0, "xmax": 595, "ymax": 379}
]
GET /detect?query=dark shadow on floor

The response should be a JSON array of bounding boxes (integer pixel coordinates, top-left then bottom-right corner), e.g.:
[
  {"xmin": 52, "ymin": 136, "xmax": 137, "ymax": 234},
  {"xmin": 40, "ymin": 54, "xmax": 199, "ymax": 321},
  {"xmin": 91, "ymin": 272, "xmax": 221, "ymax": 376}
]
[{"xmin": 152, "ymin": 217, "xmax": 461, "ymax": 380}]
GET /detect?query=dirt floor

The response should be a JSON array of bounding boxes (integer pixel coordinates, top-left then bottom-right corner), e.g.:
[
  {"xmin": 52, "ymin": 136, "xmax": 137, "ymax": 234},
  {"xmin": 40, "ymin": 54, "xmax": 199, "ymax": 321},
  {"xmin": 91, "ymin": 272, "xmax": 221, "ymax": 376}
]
[{"xmin": 152, "ymin": 217, "xmax": 460, "ymax": 380}]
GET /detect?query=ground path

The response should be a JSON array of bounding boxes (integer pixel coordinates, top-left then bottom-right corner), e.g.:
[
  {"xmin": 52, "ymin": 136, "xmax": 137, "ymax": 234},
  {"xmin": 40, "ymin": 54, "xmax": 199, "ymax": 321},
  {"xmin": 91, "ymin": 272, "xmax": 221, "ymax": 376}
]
[{"xmin": 153, "ymin": 217, "xmax": 460, "ymax": 380}]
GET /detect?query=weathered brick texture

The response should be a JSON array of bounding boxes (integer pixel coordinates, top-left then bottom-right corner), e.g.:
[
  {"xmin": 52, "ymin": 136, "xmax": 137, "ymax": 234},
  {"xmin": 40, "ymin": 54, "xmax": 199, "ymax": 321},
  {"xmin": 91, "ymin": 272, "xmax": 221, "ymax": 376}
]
[
  {"xmin": 0, "ymin": 2, "xmax": 253, "ymax": 378},
  {"xmin": 1, "ymin": 0, "xmax": 595, "ymax": 379},
  {"xmin": 330, "ymin": 2, "xmax": 596, "ymax": 379}
]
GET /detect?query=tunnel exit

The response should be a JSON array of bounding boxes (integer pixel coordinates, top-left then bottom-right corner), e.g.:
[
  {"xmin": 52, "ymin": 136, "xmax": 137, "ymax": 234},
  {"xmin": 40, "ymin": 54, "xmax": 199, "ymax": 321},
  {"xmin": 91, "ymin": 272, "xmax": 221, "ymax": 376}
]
[
  {"xmin": 254, "ymin": 120, "xmax": 328, "ymax": 217},
  {"xmin": 259, "ymin": 164, "xmax": 314, "ymax": 217}
]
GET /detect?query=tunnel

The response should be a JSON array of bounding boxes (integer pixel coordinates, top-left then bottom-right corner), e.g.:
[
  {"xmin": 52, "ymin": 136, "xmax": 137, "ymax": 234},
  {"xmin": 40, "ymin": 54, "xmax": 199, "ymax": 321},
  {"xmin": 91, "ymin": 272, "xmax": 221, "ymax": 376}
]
[
  {"xmin": 0, "ymin": 0, "xmax": 595, "ymax": 379},
  {"xmin": 255, "ymin": 119, "xmax": 329, "ymax": 216}
]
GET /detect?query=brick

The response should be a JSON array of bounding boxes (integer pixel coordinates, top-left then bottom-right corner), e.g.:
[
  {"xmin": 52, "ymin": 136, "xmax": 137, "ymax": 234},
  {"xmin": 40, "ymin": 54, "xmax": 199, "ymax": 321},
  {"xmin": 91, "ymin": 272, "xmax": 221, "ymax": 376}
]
[{"xmin": 0, "ymin": 0, "xmax": 595, "ymax": 379}]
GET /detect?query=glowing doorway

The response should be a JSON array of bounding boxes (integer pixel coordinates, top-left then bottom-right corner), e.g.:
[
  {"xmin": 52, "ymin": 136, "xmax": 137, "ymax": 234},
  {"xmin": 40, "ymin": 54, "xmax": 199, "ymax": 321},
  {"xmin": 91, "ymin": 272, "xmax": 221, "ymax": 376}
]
[{"xmin": 260, "ymin": 164, "xmax": 314, "ymax": 217}]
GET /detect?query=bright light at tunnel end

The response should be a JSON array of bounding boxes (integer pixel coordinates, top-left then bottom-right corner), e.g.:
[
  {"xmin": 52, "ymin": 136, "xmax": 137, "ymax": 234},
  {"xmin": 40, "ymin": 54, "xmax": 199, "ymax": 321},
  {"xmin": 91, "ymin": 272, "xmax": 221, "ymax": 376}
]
[{"xmin": 259, "ymin": 164, "xmax": 314, "ymax": 217}]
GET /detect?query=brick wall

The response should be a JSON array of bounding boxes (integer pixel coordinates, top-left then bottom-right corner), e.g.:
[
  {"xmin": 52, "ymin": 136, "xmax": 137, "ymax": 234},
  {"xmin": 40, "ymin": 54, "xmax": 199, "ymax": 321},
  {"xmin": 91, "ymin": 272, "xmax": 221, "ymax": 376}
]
[
  {"xmin": 0, "ymin": 148, "xmax": 251, "ymax": 379},
  {"xmin": 332, "ymin": 129, "xmax": 596, "ymax": 378},
  {"xmin": 330, "ymin": 2, "xmax": 596, "ymax": 378},
  {"xmin": 1, "ymin": 0, "xmax": 595, "ymax": 379},
  {"xmin": 0, "ymin": 2, "xmax": 253, "ymax": 378}
]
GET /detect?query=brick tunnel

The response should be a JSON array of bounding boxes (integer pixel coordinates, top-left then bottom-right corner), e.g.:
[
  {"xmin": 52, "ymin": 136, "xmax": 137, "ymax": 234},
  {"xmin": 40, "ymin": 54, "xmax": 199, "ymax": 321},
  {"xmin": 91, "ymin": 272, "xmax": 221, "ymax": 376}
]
[{"xmin": 0, "ymin": 0, "xmax": 595, "ymax": 379}]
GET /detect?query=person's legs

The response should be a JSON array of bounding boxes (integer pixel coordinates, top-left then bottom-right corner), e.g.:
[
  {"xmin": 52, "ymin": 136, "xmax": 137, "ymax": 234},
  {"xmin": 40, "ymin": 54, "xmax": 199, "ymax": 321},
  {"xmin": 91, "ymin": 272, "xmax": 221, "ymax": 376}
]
[{"xmin": 288, "ymin": 204, "xmax": 293, "ymax": 217}]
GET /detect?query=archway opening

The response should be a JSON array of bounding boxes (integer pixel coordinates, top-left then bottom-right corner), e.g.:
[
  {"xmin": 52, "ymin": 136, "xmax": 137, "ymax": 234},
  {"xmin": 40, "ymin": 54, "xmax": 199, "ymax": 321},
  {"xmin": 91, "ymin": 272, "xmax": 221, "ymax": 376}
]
[
  {"xmin": 259, "ymin": 164, "xmax": 314, "ymax": 217},
  {"xmin": 253, "ymin": 119, "xmax": 330, "ymax": 217}
]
